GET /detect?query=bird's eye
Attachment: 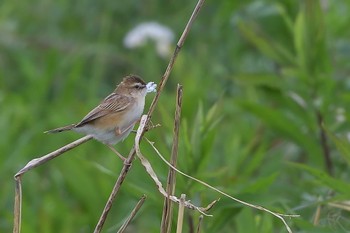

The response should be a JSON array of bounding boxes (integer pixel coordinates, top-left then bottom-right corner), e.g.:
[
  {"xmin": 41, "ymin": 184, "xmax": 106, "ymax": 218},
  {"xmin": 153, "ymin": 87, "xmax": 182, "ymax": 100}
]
[{"xmin": 134, "ymin": 83, "xmax": 144, "ymax": 89}]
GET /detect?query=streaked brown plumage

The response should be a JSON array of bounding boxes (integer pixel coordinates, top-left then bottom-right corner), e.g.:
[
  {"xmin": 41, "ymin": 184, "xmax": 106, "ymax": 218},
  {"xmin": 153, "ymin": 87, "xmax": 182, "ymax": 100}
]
[{"xmin": 46, "ymin": 75, "xmax": 152, "ymax": 145}]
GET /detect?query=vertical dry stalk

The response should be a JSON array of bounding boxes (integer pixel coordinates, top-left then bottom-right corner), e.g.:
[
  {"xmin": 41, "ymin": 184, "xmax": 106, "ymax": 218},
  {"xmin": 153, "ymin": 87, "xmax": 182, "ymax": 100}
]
[
  {"xmin": 187, "ymin": 215, "xmax": 194, "ymax": 233},
  {"xmin": 13, "ymin": 135, "xmax": 93, "ymax": 233},
  {"xmin": 13, "ymin": 177, "xmax": 22, "ymax": 233},
  {"xmin": 93, "ymin": 0, "xmax": 205, "ymax": 232},
  {"xmin": 160, "ymin": 85, "xmax": 183, "ymax": 233},
  {"xmin": 195, "ymin": 215, "xmax": 204, "ymax": 233},
  {"xmin": 316, "ymin": 111, "xmax": 332, "ymax": 175},
  {"xmin": 117, "ymin": 195, "xmax": 147, "ymax": 233},
  {"xmin": 176, "ymin": 194, "xmax": 186, "ymax": 233},
  {"xmin": 313, "ymin": 204, "xmax": 322, "ymax": 226}
]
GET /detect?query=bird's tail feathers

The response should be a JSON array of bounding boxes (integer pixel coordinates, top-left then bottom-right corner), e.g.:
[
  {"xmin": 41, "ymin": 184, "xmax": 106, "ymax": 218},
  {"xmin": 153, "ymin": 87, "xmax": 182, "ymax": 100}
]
[{"xmin": 44, "ymin": 124, "xmax": 76, "ymax": 134}]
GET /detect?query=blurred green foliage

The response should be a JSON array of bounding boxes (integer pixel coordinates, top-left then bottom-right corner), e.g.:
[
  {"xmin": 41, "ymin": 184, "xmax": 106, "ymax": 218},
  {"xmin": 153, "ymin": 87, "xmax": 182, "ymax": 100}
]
[{"xmin": 1, "ymin": 0, "xmax": 350, "ymax": 232}]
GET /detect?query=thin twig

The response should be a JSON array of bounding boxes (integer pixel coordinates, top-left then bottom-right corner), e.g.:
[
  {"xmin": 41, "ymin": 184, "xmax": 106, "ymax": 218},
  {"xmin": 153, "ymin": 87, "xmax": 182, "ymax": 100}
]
[
  {"xmin": 146, "ymin": 138, "xmax": 299, "ymax": 233},
  {"xmin": 117, "ymin": 195, "xmax": 147, "ymax": 233},
  {"xmin": 188, "ymin": 215, "xmax": 194, "ymax": 233},
  {"xmin": 195, "ymin": 215, "xmax": 204, "ymax": 233},
  {"xmin": 93, "ymin": 0, "xmax": 205, "ymax": 232},
  {"xmin": 13, "ymin": 135, "xmax": 93, "ymax": 233},
  {"xmin": 161, "ymin": 85, "xmax": 183, "ymax": 233},
  {"xmin": 176, "ymin": 194, "xmax": 186, "ymax": 233},
  {"xmin": 107, "ymin": 145, "xmax": 127, "ymax": 161}
]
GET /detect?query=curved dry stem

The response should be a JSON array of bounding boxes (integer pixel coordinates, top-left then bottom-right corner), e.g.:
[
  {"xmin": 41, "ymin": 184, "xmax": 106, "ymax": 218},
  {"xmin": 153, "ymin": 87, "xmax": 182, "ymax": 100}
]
[
  {"xmin": 145, "ymin": 138, "xmax": 299, "ymax": 233},
  {"xmin": 135, "ymin": 115, "xmax": 218, "ymax": 216}
]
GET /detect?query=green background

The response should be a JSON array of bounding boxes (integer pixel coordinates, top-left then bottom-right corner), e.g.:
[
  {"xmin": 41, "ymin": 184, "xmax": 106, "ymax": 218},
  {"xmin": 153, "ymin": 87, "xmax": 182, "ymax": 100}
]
[{"xmin": 1, "ymin": 0, "xmax": 350, "ymax": 232}]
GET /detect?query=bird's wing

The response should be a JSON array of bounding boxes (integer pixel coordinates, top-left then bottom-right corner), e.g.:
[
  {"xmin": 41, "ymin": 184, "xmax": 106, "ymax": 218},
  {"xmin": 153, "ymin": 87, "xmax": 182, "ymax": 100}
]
[{"xmin": 76, "ymin": 93, "xmax": 131, "ymax": 127}]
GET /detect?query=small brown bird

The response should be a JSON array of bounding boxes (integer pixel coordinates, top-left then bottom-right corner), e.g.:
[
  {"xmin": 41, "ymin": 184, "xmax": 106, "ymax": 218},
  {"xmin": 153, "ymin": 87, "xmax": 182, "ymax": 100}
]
[{"xmin": 46, "ymin": 75, "xmax": 156, "ymax": 158}]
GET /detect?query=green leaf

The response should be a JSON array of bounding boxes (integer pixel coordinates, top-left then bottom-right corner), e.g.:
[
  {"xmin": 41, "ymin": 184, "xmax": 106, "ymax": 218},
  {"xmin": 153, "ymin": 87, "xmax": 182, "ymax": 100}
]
[
  {"xmin": 241, "ymin": 143, "xmax": 267, "ymax": 177},
  {"xmin": 294, "ymin": 0, "xmax": 329, "ymax": 76},
  {"xmin": 294, "ymin": 218, "xmax": 333, "ymax": 233},
  {"xmin": 324, "ymin": 127, "xmax": 350, "ymax": 165},
  {"xmin": 236, "ymin": 208, "xmax": 259, "ymax": 233},
  {"xmin": 289, "ymin": 162, "xmax": 350, "ymax": 195},
  {"xmin": 237, "ymin": 101, "xmax": 322, "ymax": 165},
  {"xmin": 233, "ymin": 73, "xmax": 283, "ymax": 89},
  {"xmin": 241, "ymin": 173, "xmax": 279, "ymax": 194},
  {"xmin": 190, "ymin": 103, "xmax": 203, "ymax": 160},
  {"xmin": 237, "ymin": 20, "xmax": 295, "ymax": 66},
  {"xmin": 294, "ymin": 10, "xmax": 306, "ymax": 71}
]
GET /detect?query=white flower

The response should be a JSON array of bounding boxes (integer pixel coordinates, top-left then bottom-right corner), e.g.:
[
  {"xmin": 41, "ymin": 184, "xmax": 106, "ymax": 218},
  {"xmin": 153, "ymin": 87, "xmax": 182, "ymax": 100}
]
[
  {"xmin": 123, "ymin": 22, "xmax": 174, "ymax": 57},
  {"xmin": 146, "ymin": 82, "xmax": 157, "ymax": 93}
]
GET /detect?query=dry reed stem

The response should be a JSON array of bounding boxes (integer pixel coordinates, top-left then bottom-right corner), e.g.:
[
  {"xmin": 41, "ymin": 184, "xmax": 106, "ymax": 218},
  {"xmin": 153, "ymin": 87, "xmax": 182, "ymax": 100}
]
[
  {"xmin": 14, "ymin": 135, "xmax": 93, "ymax": 178},
  {"xmin": 116, "ymin": 195, "xmax": 147, "ymax": 233},
  {"xmin": 13, "ymin": 177, "xmax": 21, "ymax": 233},
  {"xmin": 160, "ymin": 84, "xmax": 183, "ymax": 233},
  {"xmin": 328, "ymin": 201, "xmax": 350, "ymax": 211},
  {"xmin": 93, "ymin": 0, "xmax": 205, "ymax": 231},
  {"xmin": 146, "ymin": 0, "xmax": 205, "ymax": 122},
  {"xmin": 176, "ymin": 194, "xmax": 186, "ymax": 233},
  {"xmin": 313, "ymin": 204, "xmax": 321, "ymax": 225},
  {"xmin": 13, "ymin": 135, "xmax": 93, "ymax": 233},
  {"xmin": 146, "ymin": 139, "xmax": 299, "ymax": 233}
]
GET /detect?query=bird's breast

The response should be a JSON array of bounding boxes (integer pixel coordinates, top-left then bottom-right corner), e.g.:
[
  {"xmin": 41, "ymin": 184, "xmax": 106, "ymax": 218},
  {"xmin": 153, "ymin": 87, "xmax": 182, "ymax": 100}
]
[{"xmin": 73, "ymin": 96, "xmax": 145, "ymax": 145}]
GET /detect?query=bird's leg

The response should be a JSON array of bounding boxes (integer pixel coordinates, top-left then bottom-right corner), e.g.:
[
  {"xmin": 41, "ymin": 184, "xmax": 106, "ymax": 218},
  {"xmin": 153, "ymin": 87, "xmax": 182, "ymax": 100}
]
[
  {"xmin": 106, "ymin": 144, "xmax": 127, "ymax": 161},
  {"xmin": 115, "ymin": 127, "xmax": 122, "ymax": 136},
  {"xmin": 114, "ymin": 121, "xmax": 138, "ymax": 136}
]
